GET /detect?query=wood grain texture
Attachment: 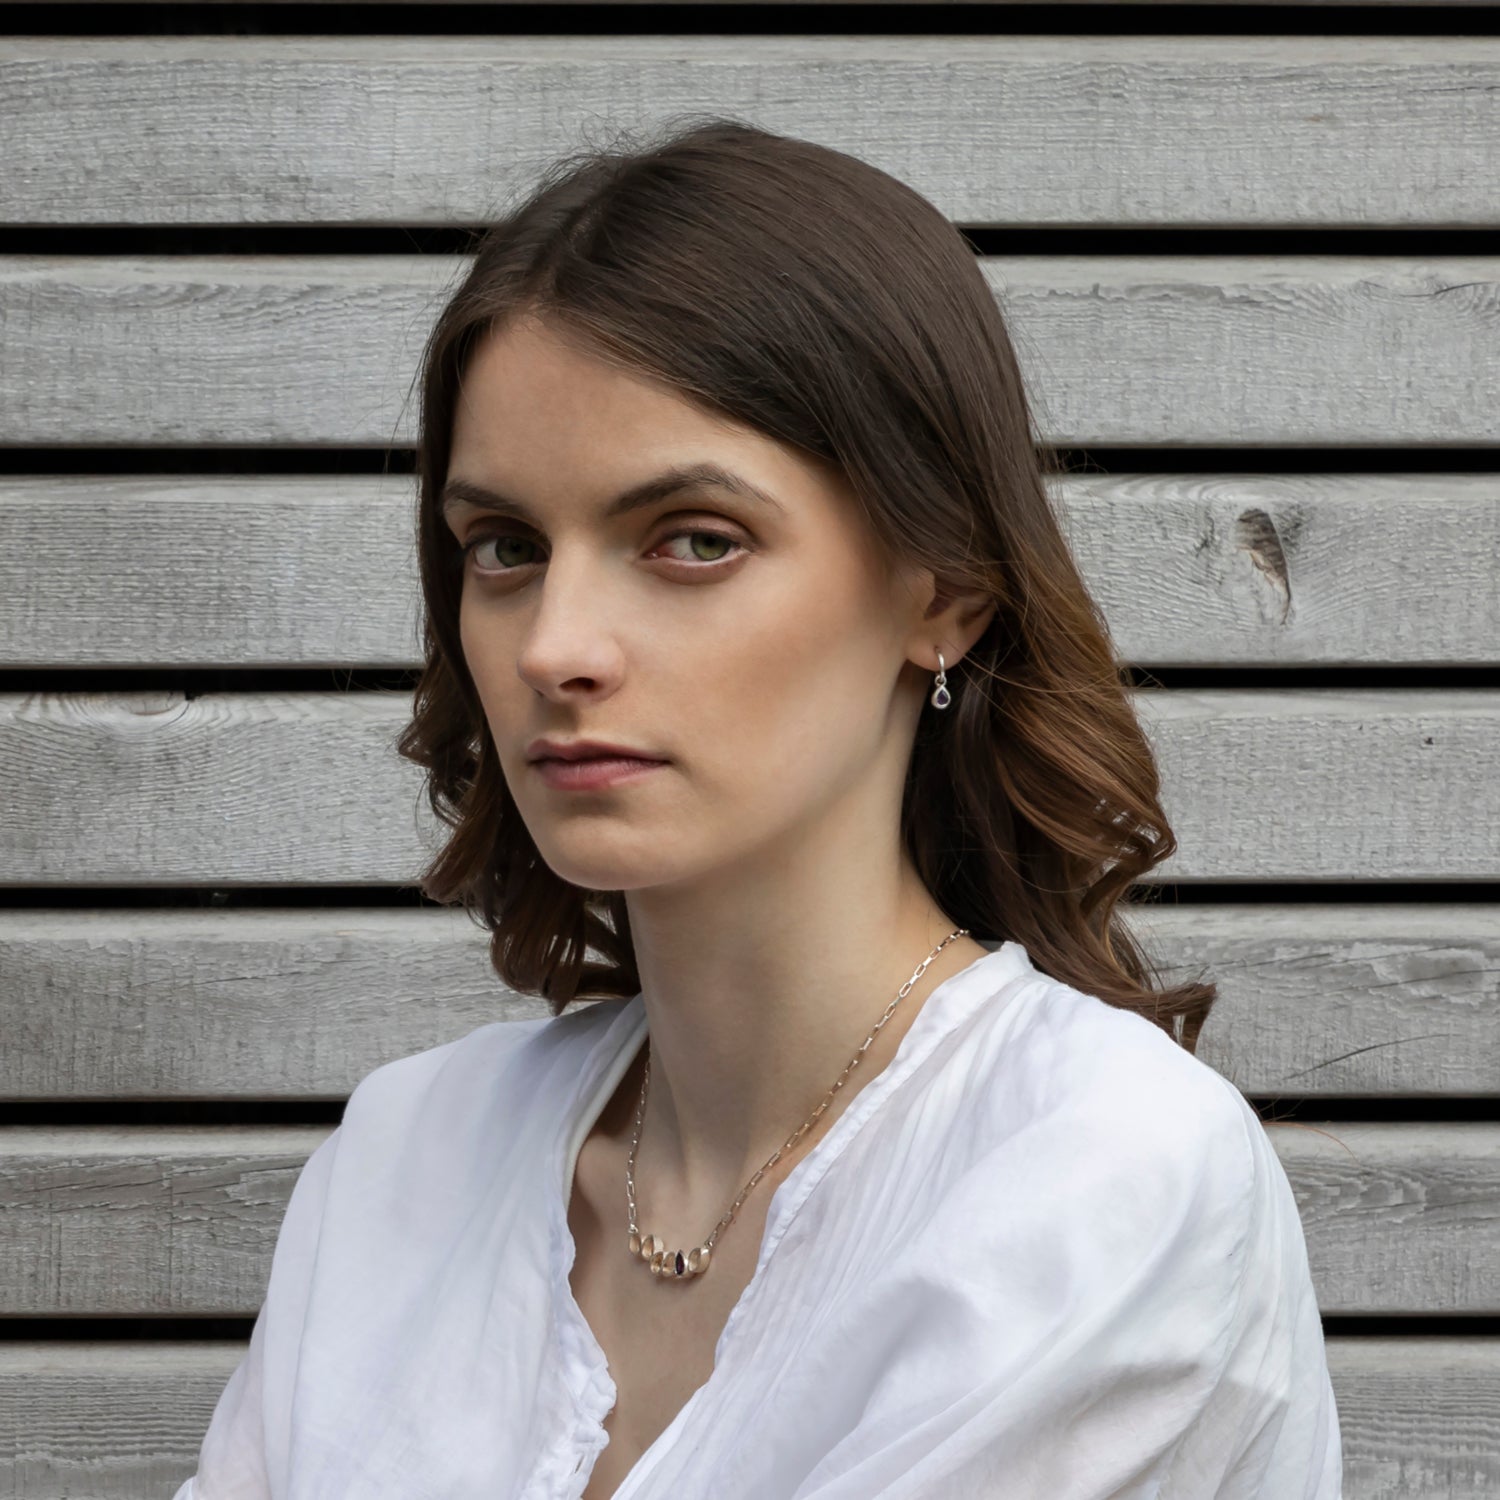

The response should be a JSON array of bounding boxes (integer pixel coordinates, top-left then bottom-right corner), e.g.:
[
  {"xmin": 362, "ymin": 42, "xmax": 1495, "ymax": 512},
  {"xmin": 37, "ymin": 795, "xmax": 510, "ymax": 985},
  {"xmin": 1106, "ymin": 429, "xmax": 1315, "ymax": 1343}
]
[
  {"xmin": 0, "ymin": 1337, "xmax": 1495, "ymax": 1499},
  {"xmin": 1, "ymin": 257, "xmax": 1496, "ymax": 447},
  {"xmin": 5, "ymin": 473, "xmax": 1498, "ymax": 669},
  {"xmin": 2, "ymin": 688, "xmax": 1495, "ymax": 886},
  {"xmin": 1132, "ymin": 905, "xmax": 1500, "ymax": 1099},
  {"xmin": 0, "ymin": 908, "xmax": 524, "ymax": 1101},
  {"xmin": 0, "ymin": 1124, "xmax": 1492, "ymax": 1316},
  {"xmin": 2, "ymin": 906, "xmax": 1496, "ymax": 1101},
  {"xmin": 2, "ymin": 37, "xmax": 1497, "ymax": 226},
  {"xmin": 0, "ymin": 1128, "xmax": 336, "ymax": 1316},
  {"xmin": 1274, "ymin": 1122, "xmax": 1500, "ymax": 1315},
  {"xmin": 1055, "ymin": 473, "xmax": 1500, "ymax": 667},
  {"xmin": 1332, "ymin": 1338, "xmax": 1500, "ymax": 1500}
]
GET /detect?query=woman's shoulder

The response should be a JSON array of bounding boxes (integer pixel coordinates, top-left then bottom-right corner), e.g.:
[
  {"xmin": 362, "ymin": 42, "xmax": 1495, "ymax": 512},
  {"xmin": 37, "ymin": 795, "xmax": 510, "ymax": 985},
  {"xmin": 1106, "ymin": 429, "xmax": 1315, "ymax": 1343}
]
[
  {"xmin": 977, "ymin": 958, "xmax": 1263, "ymax": 1205},
  {"xmin": 340, "ymin": 993, "xmax": 630, "ymax": 1125},
  {"xmin": 306, "ymin": 995, "xmax": 635, "ymax": 1208}
]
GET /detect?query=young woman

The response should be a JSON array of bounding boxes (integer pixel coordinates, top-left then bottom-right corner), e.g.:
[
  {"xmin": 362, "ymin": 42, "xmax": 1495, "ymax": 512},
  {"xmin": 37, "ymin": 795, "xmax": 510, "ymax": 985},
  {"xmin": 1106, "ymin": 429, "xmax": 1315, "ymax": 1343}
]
[{"xmin": 176, "ymin": 118, "xmax": 1342, "ymax": 1498}]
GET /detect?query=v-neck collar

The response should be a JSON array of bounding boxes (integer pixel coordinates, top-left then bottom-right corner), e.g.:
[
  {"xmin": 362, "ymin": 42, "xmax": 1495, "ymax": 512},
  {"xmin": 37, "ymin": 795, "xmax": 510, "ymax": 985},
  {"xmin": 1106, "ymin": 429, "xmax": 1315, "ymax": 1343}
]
[{"xmin": 543, "ymin": 939, "xmax": 1036, "ymax": 1499}]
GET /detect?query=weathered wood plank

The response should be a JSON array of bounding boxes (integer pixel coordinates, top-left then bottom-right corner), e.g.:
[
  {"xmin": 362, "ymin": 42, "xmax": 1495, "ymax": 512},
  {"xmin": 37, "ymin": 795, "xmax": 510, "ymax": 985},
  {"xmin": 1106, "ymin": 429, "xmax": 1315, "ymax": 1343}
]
[
  {"xmin": 1, "ymin": 257, "xmax": 1496, "ymax": 447},
  {"xmin": 1332, "ymin": 1337, "xmax": 1500, "ymax": 1500},
  {"xmin": 1132, "ymin": 905, "xmax": 1500, "ymax": 1099},
  {"xmin": 2, "ymin": 689, "xmax": 1495, "ymax": 886},
  {"xmin": 0, "ymin": 1337, "xmax": 1495, "ymax": 1499},
  {"xmin": 991, "ymin": 258, "xmax": 1500, "ymax": 447},
  {"xmin": 0, "ymin": 1128, "xmax": 336, "ymax": 1316},
  {"xmin": 0, "ymin": 1125, "xmax": 1492, "ymax": 1315},
  {"xmin": 1274, "ymin": 1122, "xmax": 1500, "ymax": 1315},
  {"xmin": 5, "ymin": 474, "xmax": 1498, "ymax": 669},
  {"xmin": 2, "ymin": 906, "xmax": 1496, "ymax": 1101},
  {"xmin": 1058, "ymin": 474, "xmax": 1500, "ymax": 667},
  {"xmin": 0, "ymin": 477, "xmax": 425, "ymax": 671},
  {"xmin": 3, "ymin": 37, "xmax": 1496, "ymax": 226},
  {"xmin": 0, "ymin": 908, "xmax": 518, "ymax": 1101}
]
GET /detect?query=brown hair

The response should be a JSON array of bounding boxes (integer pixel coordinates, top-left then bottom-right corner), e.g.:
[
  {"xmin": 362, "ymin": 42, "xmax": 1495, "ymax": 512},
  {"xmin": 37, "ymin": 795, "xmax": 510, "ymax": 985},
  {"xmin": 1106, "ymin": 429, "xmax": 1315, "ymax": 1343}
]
[{"xmin": 396, "ymin": 115, "xmax": 1217, "ymax": 1052}]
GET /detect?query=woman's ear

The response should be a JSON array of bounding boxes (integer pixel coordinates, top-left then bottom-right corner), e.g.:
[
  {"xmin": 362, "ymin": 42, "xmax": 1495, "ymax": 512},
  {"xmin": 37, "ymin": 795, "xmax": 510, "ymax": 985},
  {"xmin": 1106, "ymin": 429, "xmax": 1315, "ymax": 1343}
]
[{"xmin": 921, "ymin": 577, "xmax": 998, "ymax": 661}]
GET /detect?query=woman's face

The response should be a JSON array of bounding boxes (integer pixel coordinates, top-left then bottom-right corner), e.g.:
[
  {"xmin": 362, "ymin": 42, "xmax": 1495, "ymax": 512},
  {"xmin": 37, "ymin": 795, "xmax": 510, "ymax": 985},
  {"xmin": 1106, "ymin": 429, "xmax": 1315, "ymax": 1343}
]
[{"xmin": 445, "ymin": 316, "xmax": 940, "ymax": 897}]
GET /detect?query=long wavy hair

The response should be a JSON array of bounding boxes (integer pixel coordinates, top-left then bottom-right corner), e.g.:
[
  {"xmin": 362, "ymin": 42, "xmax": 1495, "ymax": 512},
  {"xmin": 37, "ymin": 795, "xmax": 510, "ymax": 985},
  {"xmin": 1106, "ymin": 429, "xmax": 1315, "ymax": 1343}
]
[{"xmin": 395, "ymin": 115, "xmax": 1217, "ymax": 1052}]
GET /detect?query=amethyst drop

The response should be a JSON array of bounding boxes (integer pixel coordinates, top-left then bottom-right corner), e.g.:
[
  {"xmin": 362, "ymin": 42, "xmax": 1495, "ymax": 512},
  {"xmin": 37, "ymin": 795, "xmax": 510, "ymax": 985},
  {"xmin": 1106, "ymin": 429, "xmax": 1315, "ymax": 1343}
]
[{"xmin": 674, "ymin": 1250, "xmax": 685, "ymax": 1276}]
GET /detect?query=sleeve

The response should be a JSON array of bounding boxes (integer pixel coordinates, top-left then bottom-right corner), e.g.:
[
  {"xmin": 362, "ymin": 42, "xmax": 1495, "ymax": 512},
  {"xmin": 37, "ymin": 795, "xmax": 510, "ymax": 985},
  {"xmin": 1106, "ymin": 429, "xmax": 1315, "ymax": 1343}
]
[
  {"xmin": 170, "ymin": 1125, "xmax": 343, "ymax": 1500},
  {"xmin": 793, "ymin": 1060, "xmax": 1343, "ymax": 1500},
  {"xmin": 1161, "ymin": 1091, "xmax": 1344, "ymax": 1499},
  {"xmin": 1006, "ymin": 1074, "xmax": 1341, "ymax": 1499}
]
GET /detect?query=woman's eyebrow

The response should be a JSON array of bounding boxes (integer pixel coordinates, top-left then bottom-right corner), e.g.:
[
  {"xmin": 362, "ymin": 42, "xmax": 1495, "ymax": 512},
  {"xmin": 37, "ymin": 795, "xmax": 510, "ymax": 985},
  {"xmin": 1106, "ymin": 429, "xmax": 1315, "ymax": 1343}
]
[{"xmin": 439, "ymin": 462, "xmax": 785, "ymax": 526}]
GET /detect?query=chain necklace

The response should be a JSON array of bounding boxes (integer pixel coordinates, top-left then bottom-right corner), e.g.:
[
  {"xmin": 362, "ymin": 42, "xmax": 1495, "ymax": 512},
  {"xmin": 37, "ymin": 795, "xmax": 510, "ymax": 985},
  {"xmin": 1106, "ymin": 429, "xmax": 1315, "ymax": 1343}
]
[{"xmin": 624, "ymin": 928, "xmax": 971, "ymax": 1281}]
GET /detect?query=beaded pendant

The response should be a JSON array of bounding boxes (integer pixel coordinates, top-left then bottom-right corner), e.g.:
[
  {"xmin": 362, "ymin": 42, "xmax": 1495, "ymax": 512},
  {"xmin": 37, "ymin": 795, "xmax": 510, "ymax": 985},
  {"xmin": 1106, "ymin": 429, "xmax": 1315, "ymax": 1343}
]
[{"xmin": 629, "ymin": 1229, "xmax": 712, "ymax": 1281}]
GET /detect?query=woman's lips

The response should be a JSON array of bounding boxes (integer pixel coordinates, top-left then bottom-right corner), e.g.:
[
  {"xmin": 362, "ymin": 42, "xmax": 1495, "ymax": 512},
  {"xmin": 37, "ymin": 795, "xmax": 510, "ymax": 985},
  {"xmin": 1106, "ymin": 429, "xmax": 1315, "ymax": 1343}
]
[{"xmin": 532, "ymin": 755, "xmax": 668, "ymax": 791}]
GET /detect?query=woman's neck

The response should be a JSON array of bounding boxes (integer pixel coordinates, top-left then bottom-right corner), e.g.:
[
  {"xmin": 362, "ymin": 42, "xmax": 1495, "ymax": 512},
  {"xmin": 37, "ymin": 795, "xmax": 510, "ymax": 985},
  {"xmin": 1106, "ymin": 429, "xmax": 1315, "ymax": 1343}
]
[{"xmin": 617, "ymin": 863, "xmax": 988, "ymax": 1233}]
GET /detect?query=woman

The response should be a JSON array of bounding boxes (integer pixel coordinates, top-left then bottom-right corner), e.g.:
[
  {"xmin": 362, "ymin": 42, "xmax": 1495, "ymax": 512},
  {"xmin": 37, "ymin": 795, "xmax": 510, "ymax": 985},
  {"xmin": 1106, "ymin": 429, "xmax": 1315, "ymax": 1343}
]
[{"xmin": 176, "ymin": 118, "xmax": 1342, "ymax": 1498}]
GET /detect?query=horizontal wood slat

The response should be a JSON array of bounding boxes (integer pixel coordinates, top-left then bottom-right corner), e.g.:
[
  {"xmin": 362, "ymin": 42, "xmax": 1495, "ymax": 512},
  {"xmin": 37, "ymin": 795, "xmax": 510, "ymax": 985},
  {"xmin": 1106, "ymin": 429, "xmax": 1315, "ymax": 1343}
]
[
  {"xmin": 1, "ymin": 1338, "xmax": 1493, "ymax": 1500},
  {"xmin": 2, "ymin": 906, "xmax": 1496, "ymax": 1101},
  {"xmin": 0, "ymin": 1128, "xmax": 335, "ymax": 1317},
  {"xmin": 0, "ymin": 1124, "xmax": 1493, "ymax": 1316},
  {"xmin": 1137, "ymin": 906, "xmax": 1500, "ymax": 1099},
  {"xmin": 1330, "ymin": 1338, "xmax": 1500, "ymax": 1500},
  {"xmin": 5, "ymin": 474, "xmax": 1499, "ymax": 669},
  {"xmin": 2, "ymin": 257, "xmax": 1497, "ymax": 447},
  {"xmin": 0, "ymin": 1338, "xmax": 1494, "ymax": 1500},
  {"xmin": 3, "ymin": 38, "xmax": 1497, "ymax": 227},
  {"xmin": 3, "ymin": 689, "xmax": 1496, "ymax": 886}
]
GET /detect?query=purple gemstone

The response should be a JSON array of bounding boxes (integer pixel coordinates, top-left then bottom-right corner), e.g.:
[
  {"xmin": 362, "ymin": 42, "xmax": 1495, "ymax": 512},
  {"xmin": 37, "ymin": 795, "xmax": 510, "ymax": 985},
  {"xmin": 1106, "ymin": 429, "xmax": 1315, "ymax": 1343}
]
[{"xmin": 674, "ymin": 1250, "xmax": 685, "ymax": 1275}]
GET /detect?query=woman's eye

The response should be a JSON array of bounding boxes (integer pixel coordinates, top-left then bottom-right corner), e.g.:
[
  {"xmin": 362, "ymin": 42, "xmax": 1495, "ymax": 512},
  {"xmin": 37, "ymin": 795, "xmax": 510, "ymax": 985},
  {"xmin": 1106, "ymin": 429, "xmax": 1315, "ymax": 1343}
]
[
  {"xmin": 460, "ymin": 533, "xmax": 541, "ymax": 571},
  {"xmin": 459, "ymin": 527, "xmax": 745, "ymax": 575},
  {"xmin": 652, "ymin": 529, "xmax": 745, "ymax": 566}
]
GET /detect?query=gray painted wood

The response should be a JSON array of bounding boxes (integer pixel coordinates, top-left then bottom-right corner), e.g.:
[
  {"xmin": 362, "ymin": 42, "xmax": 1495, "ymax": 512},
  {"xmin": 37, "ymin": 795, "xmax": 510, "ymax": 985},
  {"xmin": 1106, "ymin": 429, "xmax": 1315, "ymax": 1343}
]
[
  {"xmin": 3, "ymin": 906, "xmax": 1497, "ymax": 1100},
  {"xmin": 0, "ymin": 1128, "xmax": 335, "ymax": 1316},
  {"xmin": 0, "ymin": 908, "xmax": 523, "ymax": 1101},
  {"xmin": 5, "ymin": 474, "xmax": 1499, "ymax": 669},
  {"xmin": 0, "ymin": 1337, "xmax": 1494, "ymax": 1500},
  {"xmin": 0, "ymin": 1124, "xmax": 1492, "ymax": 1316},
  {"xmin": 1333, "ymin": 1338, "xmax": 1500, "ymax": 1500},
  {"xmin": 1132, "ymin": 905, "xmax": 1500, "ymax": 1099},
  {"xmin": 3, "ymin": 38, "xmax": 1497, "ymax": 226},
  {"xmin": 2, "ymin": 257, "xmax": 1497, "ymax": 447},
  {"xmin": 3, "ymin": 689, "xmax": 1496, "ymax": 886},
  {"xmin": 1274, "ymin": 1123, "xmax": 1500, "ymax": 1315},
  {"xmin": 1058, "ymin": 474, "xmax": 1500, "ymax": 666}
]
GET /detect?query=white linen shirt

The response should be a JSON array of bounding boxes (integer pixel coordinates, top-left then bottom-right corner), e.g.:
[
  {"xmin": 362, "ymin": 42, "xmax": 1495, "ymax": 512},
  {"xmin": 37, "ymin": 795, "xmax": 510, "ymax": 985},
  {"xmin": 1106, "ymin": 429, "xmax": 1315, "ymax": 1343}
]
[{"xmin": 173, "ymin": 940, "xmax": 1343, "ymax": 1499}]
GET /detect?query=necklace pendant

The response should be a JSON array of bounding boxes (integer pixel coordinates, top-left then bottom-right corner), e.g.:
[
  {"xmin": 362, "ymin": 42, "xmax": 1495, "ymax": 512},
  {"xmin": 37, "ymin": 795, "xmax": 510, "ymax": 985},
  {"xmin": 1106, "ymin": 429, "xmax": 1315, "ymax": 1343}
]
[{"xmin": 639, "ymin": 1235, "xmax": 711, "ymax": 1279}]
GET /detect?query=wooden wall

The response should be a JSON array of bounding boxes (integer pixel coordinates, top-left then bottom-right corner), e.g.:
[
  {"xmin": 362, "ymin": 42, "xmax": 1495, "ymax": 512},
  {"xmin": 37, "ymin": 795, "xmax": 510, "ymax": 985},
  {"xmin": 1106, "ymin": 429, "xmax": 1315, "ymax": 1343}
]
[{"xmin": 2, "ymin": 5, "xmax": 1498, "ymax": 1496}]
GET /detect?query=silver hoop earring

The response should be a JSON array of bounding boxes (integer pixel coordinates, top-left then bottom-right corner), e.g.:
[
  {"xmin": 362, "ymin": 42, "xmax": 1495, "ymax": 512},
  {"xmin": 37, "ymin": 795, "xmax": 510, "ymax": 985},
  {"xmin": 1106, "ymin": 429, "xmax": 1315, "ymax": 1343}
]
[{"xmin": 930, "ymin": 650, "xmax": 953, "ymax": 711}]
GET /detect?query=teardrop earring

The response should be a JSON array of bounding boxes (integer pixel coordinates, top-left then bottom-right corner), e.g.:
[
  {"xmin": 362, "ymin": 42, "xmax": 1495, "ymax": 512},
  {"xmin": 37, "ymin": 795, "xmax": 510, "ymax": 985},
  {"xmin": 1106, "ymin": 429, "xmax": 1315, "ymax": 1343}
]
[{"xmin": 930, "ymin": 650, "xmax": 953, "ymax": 710}]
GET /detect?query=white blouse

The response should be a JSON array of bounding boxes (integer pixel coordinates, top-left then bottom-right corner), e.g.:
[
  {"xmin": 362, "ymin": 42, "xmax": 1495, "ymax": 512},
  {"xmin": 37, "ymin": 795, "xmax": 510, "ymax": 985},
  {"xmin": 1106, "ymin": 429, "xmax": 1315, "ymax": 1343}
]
[{"xmin": 173, "ymin": 940, "xmax": 1343, "ymax": 1499}]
